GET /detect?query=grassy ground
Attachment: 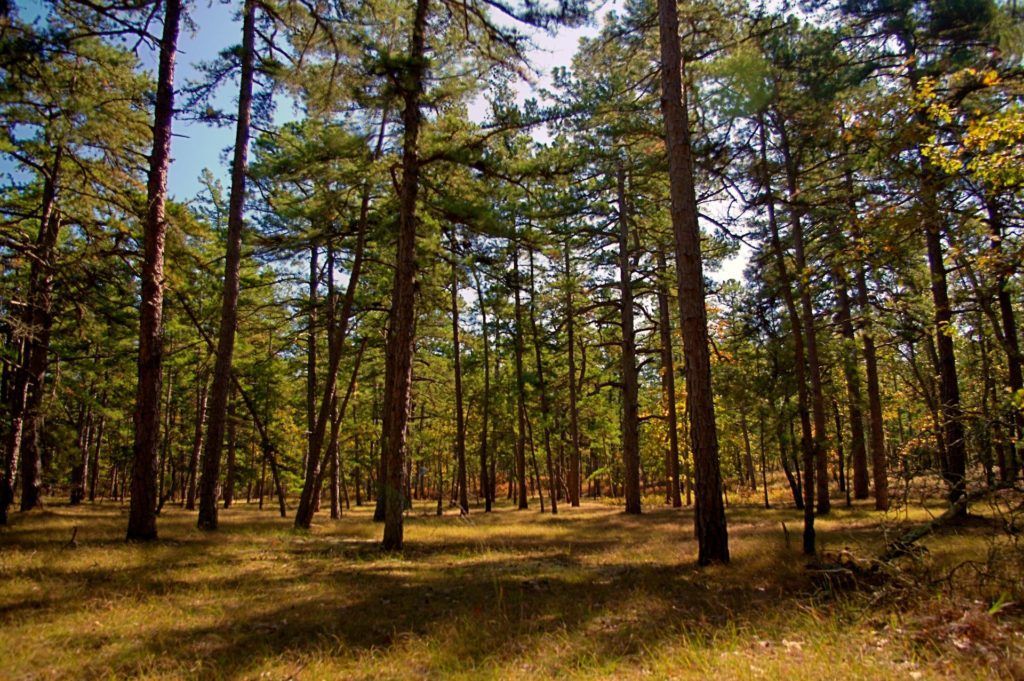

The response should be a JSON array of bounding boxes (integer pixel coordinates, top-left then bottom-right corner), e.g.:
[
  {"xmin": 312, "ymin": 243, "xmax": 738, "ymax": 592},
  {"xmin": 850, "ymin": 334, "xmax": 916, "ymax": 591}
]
[{"xmin": 1, "ymin": 492, "xmax": 1021, "ymax": 680}]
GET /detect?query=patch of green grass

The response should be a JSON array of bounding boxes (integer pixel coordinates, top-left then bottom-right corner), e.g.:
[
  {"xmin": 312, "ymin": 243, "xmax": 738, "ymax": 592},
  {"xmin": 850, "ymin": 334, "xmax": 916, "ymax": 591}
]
[{"xmin": 1, "ymin": 497, "xmax": 1020, "ymax": 679}]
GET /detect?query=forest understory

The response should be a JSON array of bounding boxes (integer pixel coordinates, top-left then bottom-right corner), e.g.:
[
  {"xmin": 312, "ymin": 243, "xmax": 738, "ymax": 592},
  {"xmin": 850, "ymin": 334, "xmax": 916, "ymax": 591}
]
[{"xmin": 2, "ymin": 484, "xmax": 1022, "ymax": 680}]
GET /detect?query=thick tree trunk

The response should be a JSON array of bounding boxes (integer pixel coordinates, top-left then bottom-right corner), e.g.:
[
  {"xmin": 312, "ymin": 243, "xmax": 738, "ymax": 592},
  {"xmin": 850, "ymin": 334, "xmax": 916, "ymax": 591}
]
[
  {"xmin": 197, "ymin": 0, "xmax": 256, "ymax": 529},
  {"xmin": 656, "ymin": 248, "xmax": 682, "ymax": 507},
  {"xmin": 657, "ymin": 0, "xmax": 729, "ymax": 562},
  {"xmin": 127, "ymin": 0, "xmax": 182, "ymax": 541},
  {"xmin": 380, "ymin": 0, "xmax": 428, "ymax": 550}
]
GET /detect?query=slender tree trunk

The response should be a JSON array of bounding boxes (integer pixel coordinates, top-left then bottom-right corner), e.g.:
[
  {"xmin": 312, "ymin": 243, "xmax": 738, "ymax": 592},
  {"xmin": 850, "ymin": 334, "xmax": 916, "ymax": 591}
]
[
  {"xmin": 925, "ymin": 212, "xmax": 967, "ymax": 511},
  {"xmin": 656, "ymin": 248, "xmax": 682, "ymax": 507},
  {"xmin": 127, "ymin": 0, "xmax": 182, "ymax": 541},
  {"xmin": 657, "ymin": 0, "xmax": 728, "ymax": 563},
  {"xmin": 450, "ymin": 231, "xmax": 469, "ymax": 515},
  {"xmin": 16, "ymin": 147, "xmax": 64, "ymax": 514},
  {"xmin": 223, "ymin": 397, "xmax": 237, "ymax": 508},
  {"xmin": 834, "ymin": 265, "xmax": 869, "ymax": 499},
  {"xmin": 70, "ymin": 403, "xmax": 91, "ymax": 505},
  {"xmin": 616, "ymin": 163, "xmax": 641, "ymax": 515},
  {"xmin": 854, "ymin": 264, "xmax": 889, "ymax": 509},
  {"xmin": 737, "ymin": 411, "xmax": 753, "ymax": 490},
  {"xmin": 1, "ymin": 337, "xmax": 26, "ymax": 524},
  {"xmin": 986, "ymin": 197, "xmax": 1022, "ymax": 481},
  {"xmin": 778, "ymin": 120, "xmax": 830, "ymax": 515},
  {"xmin": 512, "ymin": 242, "xmax": 529, "ymax": 510},
  {"xmin": 759, "ymin": 115, "xmax": 815, "ymax": 553},
  {"xmin": 471, "ymin": 266, "xmax": 492, "ymax": 512},
  {"xmin": 564, "ymin": 243, "xmax": 582, "ymax": 508},
  {"xmin": 197, "ymin": 0, "xmax": 256, "ymax": 529},
  {"xmin": 759, "ymin": 411, "xmax": 770, "ymax": 509},
  {"xmin": 379, "ymin": 0, "xmax": 428, "ymax": 548},
  {"xmin": 527, "ymin": 248, "xmax": 558, "ymax": 515},
  {"xmin": 88, "ymin": 400, "xmax": 105, "ymax": 502},
  {"xmin": 184, "ymin": 377, "xmax": 208, "ymax": 511}
]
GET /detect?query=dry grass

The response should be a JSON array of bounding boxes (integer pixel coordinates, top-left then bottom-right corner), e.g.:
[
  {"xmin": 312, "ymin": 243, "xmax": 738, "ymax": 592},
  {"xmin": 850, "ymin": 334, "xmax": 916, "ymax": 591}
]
[{"xmin": 1, "ymin": 494, "xmax": 1021, "ymax": 680}]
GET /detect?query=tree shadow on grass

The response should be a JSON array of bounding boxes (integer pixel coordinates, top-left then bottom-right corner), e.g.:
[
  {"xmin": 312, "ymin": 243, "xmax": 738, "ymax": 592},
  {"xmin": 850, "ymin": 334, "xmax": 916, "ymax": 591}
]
[{"xmin": 2, "ymin": 499, "xmax": 868, "ymax": 678}]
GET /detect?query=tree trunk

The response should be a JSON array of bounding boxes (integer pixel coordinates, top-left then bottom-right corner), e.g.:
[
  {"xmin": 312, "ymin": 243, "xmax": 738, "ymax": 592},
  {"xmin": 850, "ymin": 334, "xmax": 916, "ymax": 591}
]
[
  {"xmin": 184, "ymin": 377, "xmax": 209, "ymax": 511},
  {"xmin": 925, "ymin": 209, "xmax": 967, "ymax": 511},
  {"xmin": 197, "ymin": 0, "xmax": 256, "ymax": 529},
  {"xmin": 834, "ymin": 264, "xmax": 869, "ymax": 499},
  {"xmin": 656, "ymin": 248, "xmax": 683, "ymax": 507},
  {"xmin": 759, "ymin": 115, "xmax": 815, "ymax": 553},
  {"xmin": 616, "ymin": 163, "xmax": 641, "ymax": 515},
  {"xmin": 564, "ymin": 243, "xmax": 582, "ymax": 507},
  {"xmin": 512, "ymin": 242, "xmax": 529, "ymax": 510},
  {"xmin": 450, "ymin": 231, "xmax": 469, "ymax": 515},
  {"xmin": 527, "ymin": 248, "xmax": 558, "ymax": 515},
  {"xmin": 379, "ymin": 0, "xmax": 428, "ymax": 550},
  {"xmin": 223, "ymin": 396, "xmax": 237, "ymax": 508},
  {"xmin": 854, "ymin": 264, "xmax": 889, "ymax": 510},
  {"xmin": 471, "ymin": 265, "xmax": 492, "ymax": 512},
  {"xmin": 657, "ymin": 0, "xmax": 729, "ymax": 563},
  {"xmin": 986, "ymin": 197, "xmax": 1022, "ymax": 481},
  {"xmin": 88, "ymin": 400, "xmax": 105, "ymax": 502},
  {"xmin": 127, "ymin": 0, "xmax": 182, "ymax": 541},
  {"xmin": 778, "ymin": 120, "xmax": 830, "ymax": 516},
  {"xmin": 16, "ymin": 147, "xmax": 64, "ymax": 514}
]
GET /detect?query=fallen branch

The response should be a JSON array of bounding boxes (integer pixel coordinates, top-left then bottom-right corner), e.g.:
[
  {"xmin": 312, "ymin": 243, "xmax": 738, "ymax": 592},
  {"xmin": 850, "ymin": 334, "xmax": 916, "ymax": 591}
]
[{"xmin": 882, "ymin": 482, "xmax": 1021, "ymax": 562}]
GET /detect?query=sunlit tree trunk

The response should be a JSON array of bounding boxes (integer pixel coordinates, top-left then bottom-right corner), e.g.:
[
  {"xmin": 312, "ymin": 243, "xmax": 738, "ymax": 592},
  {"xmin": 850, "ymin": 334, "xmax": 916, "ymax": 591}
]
[
  {"xmin": 127, "ymin": 0, "xmax": 182, "ymax": 541},
  {"xmin": 197, "ymin": 0, "xmax": 256, "ymax": 529}
]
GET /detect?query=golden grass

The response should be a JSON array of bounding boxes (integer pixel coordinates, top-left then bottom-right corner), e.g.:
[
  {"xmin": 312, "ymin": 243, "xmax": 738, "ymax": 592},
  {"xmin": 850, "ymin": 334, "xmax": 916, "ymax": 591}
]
[{"xmin": 1, "ymin": 495, "xmax": 1020, "ymax": 680}]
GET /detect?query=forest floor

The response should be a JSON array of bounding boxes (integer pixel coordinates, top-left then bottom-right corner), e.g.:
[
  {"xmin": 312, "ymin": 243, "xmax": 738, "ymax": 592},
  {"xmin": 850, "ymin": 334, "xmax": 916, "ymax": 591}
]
[{"xmin": 1, "ymin": 488, "xmax": 1022, "ymax": 680}]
